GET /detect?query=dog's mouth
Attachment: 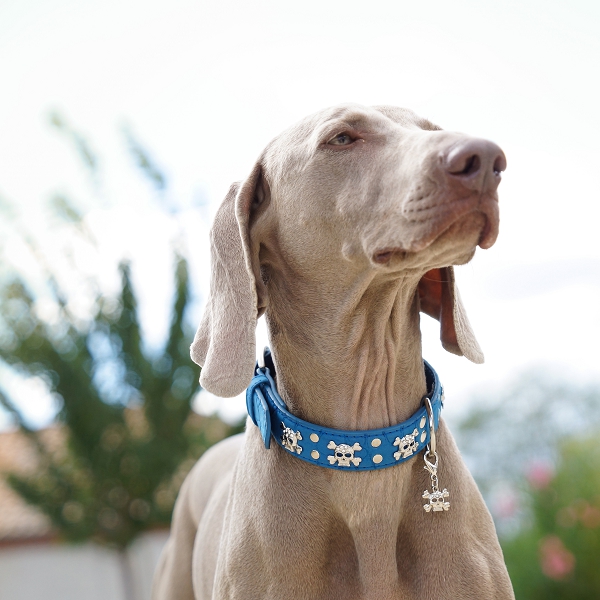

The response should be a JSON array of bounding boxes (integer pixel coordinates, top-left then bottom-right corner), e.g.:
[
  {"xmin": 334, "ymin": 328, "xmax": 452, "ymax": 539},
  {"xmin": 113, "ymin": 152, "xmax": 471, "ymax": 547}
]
[
  {"xmin": 373, "ymin": 204, "xmax": 498, "ymax": 265},
  {"xmin": 373, "ymin": 249, "xmax": 407, "ymax": 264}
]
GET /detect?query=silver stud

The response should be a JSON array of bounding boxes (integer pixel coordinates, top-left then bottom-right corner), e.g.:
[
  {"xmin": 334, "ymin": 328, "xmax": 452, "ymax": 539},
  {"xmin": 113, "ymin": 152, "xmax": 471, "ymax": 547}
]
[
  {"xmin": 371, "ymin": 438, "xmax": 381, "ymax": 448},
  {"xmin": 419, "ymin": 416, "xmax": 426, "ymax": 429},
  {"xmin": 372, "ymin": 454, "xmax": 383, "ymax": 464},
  {"xmin": 310, "ymin": 433, "xmax": 319, "ymax": 443},
  {"xmin": 420, "ymin": 431, "xmax": 427, "ymax": 443},
  {"xmin": 311, "ymin": 450, "xmax": 320, "ymax": 459}
]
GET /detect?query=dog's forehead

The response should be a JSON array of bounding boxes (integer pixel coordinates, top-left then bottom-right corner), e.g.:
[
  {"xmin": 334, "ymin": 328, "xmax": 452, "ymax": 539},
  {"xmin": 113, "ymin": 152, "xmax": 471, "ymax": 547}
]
[
  {"xmin": 373, "ymin": 105, "xmax": 441, "ymax": 131},
  {"xmin": 261, "ymin": 104, "xmax": 440, "ymax": 182},
  {"xmin": 275, "ymin": 104, "xmax": 435, "ymax": 145}
]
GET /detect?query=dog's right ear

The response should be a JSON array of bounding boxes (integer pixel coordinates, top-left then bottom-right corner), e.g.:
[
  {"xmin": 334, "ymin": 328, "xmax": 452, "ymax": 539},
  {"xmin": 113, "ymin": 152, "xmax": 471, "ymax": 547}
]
[
  {"xmin": 190, "ymin": 163, "xmax": 266, "ymax": 397},
  {"xmin": 418, "ymin": 266, "xmax": 484, "ymax": 364}
]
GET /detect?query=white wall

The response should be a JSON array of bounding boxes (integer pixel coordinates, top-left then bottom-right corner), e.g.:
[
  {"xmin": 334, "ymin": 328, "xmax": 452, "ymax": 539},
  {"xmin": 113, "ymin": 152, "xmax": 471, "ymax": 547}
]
[
  {"xmin": 127, "ymin": 531, "xmax": 170, "ymax": 600},
  {"xmin": 0, "ymin": 531, "xmax": 169, "ymax": 600}
]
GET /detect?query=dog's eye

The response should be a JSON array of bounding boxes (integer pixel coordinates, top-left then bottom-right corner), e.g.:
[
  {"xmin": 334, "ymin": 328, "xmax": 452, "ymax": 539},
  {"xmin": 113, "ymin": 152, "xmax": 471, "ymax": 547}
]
[{"xmin": 327, "ymin": 132, "xmax": 355, "ymax": 146}]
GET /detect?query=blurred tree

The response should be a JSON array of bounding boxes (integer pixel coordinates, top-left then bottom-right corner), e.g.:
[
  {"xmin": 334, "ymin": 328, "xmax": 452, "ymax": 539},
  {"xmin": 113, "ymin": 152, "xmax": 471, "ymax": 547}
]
[
  {"xmin": 0, "ymin": 257, "xmax": 239, "ymax": 548},
  {"xmin": 0, "ymin": 112, "xmax": 241, "ymax": 549},
  {"xmin": 454, "ymin": 372, "xmax": 600, "ymax": 498},
  {"xmin": 454, "ymin": 374, "xmax": 600, "ymax": 598}
]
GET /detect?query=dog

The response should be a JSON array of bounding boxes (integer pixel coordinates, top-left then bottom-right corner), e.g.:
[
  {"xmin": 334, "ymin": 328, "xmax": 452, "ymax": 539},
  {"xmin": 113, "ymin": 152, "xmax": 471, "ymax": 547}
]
[{"xmin": 152, "ymin": 104, "xmax": 514, "ymax": 600}]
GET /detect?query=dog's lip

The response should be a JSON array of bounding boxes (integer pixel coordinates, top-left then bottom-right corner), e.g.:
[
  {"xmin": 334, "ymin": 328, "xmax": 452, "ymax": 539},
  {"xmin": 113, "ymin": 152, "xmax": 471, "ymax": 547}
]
[
  {"xmin": 372, "ymin": 206, "xmax": 498, "ymax": 264},
  {"xmin": 474, "ymin": 198, "xmax": 500, "ymax": 249},
  {"xmin": 477, "ymin": 213, "xmax": 496, "ymax": 249}
]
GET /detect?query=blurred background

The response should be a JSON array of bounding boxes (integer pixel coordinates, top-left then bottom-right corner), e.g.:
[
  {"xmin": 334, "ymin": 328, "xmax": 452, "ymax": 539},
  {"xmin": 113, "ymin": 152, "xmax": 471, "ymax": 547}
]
[{"xmin": 0, "ymin": 0, "xmax": 599, "ymax": 598}]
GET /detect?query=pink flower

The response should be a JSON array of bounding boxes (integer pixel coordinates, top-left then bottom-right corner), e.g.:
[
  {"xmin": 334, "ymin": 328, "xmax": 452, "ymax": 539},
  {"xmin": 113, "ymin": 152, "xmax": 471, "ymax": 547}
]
[
  {"xmin": 526, "ymin": 460, "xmax": 554, "ymax": 490},
  {"xmin": 493, "ymin": 489, "xmax": 518, "ymax": 519},
  {"xmin": 539, "ymin": 535, "xmax": 575, "ymax": 580}
]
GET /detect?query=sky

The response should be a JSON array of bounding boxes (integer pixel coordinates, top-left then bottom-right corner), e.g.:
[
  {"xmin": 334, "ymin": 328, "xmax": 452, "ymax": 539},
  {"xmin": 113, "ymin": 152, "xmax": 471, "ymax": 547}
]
[{"xmin": 0, "ymin": 0, "xmax": 599, "ymax": 427}]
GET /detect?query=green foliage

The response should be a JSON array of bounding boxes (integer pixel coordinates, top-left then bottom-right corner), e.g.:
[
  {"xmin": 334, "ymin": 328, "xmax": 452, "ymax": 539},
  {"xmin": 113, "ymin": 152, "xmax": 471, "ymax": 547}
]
[
  {"xmin": 122, "ymin": 126, "xmax": 166, "ymax": 191},
  {"xmin": 0, "ymin": 259, "xmax": 239, "ymax": 548},
  {"xmin": 0, "ymin": 112, "xmax": 241, "ymax": 548},
  {"xmin": 49, "ymin": 110, "xmax": 98, "ymax": 174},
  {"xmin": 502, "ymin": 435, "xmax": 600, "ymax": 599}
]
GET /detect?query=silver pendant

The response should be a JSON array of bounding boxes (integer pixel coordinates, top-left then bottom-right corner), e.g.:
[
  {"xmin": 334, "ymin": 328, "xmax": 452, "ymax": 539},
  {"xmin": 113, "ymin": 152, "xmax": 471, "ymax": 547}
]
[
  {"xmin": 422, "ymin": 397, "xmax": 450, "ymax": 513},
  {"xmin": 422, "ymin": 451, "xmax": 450, "ymax": 512},
  {"xmin": 423, "ymin": 487, "xmax": 450, "ymax": 512}
]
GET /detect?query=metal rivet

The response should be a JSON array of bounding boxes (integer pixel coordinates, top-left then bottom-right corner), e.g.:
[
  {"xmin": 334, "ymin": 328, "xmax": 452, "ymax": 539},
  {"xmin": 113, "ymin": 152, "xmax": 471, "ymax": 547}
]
[
  {"xmin": 420, "ymin": 431, "xmax": 427, "ymax": 443},
  {"xmin": 310, "ymin": 433, "xmax": 319, "ymax": 443},
  {"xmin": 311, "ymin": 450, "xmax": 320, "ymax": 459},
  {"xmin": 372, "ymin": 454, "xmax": 383, "ymax": 464},
  {"xmin": 371, "ymin": 438, "xmax": 381, "ymax": 448},
  {"xmin": 419, "ymin": 416, "xmax": 426, "ymax": 429}
]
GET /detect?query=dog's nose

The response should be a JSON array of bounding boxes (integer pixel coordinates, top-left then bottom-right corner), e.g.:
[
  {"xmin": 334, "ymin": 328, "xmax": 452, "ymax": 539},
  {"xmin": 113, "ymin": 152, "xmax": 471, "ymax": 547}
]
[{"xmin": 444, "ymin": 139, "xmax": 506, "ymax": 194}]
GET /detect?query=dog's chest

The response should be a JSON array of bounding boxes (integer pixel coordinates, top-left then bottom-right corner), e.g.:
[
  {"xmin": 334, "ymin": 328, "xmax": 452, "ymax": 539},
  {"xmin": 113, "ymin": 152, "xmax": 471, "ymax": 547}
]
[{"xmin": 223, "ymin": 444, "xmax": 415, "ymax": 598}]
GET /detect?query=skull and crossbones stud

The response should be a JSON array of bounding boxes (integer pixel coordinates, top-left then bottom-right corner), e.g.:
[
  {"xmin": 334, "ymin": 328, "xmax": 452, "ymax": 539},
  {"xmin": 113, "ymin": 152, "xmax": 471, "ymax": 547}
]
[
  {"xmin": 422, "ymin": 488, "xmax": 450, "ymax": 512},
  {"xmin": 327, "ymin": 441, "xmax": 362, "ymax": 467},
  {"xmin": 281, "ymin": 423, "xmax": 303, "ymax": 454},
  {"xmin": 393, "ymin": 428, "xmax": 419, "ymax": 460}
]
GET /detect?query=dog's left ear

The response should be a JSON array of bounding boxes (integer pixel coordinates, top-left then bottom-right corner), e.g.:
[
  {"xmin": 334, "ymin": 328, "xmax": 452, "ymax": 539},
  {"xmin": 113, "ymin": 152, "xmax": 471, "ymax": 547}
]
[
  {"xmin": 190, "ymin": 162, "xmax": 267, "ymax": 397},
  {"xmin": 418, "ymin": 267, "xmax": 484, "ymax": 363}
]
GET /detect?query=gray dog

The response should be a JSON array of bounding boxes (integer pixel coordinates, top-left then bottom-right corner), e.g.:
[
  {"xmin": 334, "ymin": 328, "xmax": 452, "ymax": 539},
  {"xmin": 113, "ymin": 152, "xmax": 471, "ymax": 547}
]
[{"xmin": 153, "ymin": 104, "xmax": 514, "ymax": 600}]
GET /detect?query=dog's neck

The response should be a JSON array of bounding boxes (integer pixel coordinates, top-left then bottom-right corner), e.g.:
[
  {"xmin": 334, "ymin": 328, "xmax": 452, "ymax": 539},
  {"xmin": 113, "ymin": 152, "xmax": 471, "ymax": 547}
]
[{"xmin": 264, "ymin": 272, "xmax": 428, "ymax": 431}]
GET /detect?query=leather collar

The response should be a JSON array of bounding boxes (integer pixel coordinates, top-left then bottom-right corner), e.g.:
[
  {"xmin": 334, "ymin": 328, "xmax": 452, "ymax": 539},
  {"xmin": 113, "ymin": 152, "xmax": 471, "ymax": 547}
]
[{"xmin": 246, "ymin": 348, "xmax": 444, "ymax": 471}]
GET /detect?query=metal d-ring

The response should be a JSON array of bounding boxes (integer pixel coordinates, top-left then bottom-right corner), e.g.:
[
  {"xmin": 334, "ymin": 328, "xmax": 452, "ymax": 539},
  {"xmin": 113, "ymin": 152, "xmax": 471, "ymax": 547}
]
[{"xmin": 424, "ymin": 396, "xmax": 436, "ymax": 456}]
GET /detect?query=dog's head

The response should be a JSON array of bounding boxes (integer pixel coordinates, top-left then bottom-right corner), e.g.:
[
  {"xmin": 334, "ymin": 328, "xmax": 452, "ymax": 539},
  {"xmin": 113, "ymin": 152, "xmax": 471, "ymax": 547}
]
[{"xmin": 192, "ymin": 104, "xmax": 506, "ymax": 397}]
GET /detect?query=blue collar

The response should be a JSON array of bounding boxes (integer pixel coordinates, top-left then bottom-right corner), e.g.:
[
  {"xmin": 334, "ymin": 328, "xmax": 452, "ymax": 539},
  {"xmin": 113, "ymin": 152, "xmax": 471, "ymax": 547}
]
[{"xmin": 246, "ymin": 349, "xmax": 444, "ymax": 471}]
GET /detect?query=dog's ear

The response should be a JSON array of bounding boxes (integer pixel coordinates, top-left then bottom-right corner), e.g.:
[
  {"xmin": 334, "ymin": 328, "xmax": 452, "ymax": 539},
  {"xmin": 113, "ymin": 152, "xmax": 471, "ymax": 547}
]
[
  {"xmin": 418, "ymin": 267, "xmax": 484, "ymax": 364},
  {"xmin": 190, "ymin": 163, "xmax": 266, "ymax": 397}
]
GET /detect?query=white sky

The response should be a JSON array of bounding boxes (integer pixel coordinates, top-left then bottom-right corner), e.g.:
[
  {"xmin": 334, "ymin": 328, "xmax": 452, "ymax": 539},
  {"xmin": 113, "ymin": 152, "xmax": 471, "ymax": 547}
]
[{"xmin": 0, "ymin": 0, "xmax": 599, "ymax": 427}]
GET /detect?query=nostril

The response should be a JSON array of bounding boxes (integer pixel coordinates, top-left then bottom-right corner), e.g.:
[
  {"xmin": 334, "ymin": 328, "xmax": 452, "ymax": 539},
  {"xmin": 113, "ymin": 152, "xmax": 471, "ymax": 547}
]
[
  {"xmin": 449, "ymin": 153, "xmax": 481, "ymax": 177},
  {"xmin": 493, "ymin": 153, "xmax": 507, "ymax": 175}
]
